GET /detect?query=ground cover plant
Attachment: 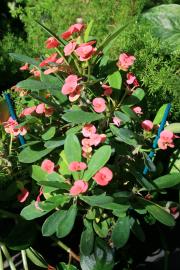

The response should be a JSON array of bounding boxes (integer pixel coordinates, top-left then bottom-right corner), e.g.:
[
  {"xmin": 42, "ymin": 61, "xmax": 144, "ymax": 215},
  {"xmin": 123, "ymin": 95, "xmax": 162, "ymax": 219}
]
[{"xmin": 0, "ymin": 18, "xmax": 180, "ymax": 270}]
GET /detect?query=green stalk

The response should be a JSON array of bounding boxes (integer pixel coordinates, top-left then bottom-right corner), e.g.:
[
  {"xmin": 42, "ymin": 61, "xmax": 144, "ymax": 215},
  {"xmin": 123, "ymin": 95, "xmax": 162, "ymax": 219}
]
[
  {"xmin": 87, "ymin": 61, "xmax": 91, "ymax": 82},
  {"xmin": 9, "ymin": 133, "xmax": 13, "ymax": 155},
  {"xmin": 21, "ymin": 250, "xmax": 29, "ymax": 270},
  {"xmin": 55, "ymin": 48, "xmax": 69, "ymax": 66},
  {"xmin": 0, "ymin": 245, "xmax": 16, "ymax": 270},
  {"xmin": 0, "ymin": 248, "xmax": 4, "ymax": 270}
]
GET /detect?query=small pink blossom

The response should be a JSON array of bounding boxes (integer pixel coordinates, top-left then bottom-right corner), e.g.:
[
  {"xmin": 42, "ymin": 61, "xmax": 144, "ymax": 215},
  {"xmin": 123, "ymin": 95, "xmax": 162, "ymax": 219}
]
[
  {"xmin": 132, "ymin": 106, "xmax": 143, "ymax": 115},
  {"xmin": 158, "ymin": 130, "xmax": 175, "ymax": 150},
  {"xmin": 44, "ymin": 67, "xmax": 58, "ymax": 75},
  {"xmin": 17, "ymin": 188, "xmax": 29, "ymax": 203},
  {"xmin": 64, "ymin": 41, "xmax": 77, "ymax": 56},
  {"xmin": 61, "ymin": 75, "xmax": 78, "ymax": 95},
  {"xmin": 61, "ymin": 23, "xmax": 84, "ymax": 40},
  {"xmin": 75, "ymin": 41, "xmax": 96, "ymax": 61},
  {"xmin": 41, "ymin": 159, "xmax": 55, "ymax": 174},
  {"xmin": 99, "ymin": 134, "xmax": 107, "ymax": 143},
  {"xmin": 126, "ymin": 72, "xmax": 139, "ymax": 87},
  {"xmin": 113, "ymin": 117, "xmax": 121, "ymax": 127},
  {"xmin": 117, "ymin": 53, "xmax": 136, "ymax": 71},
  {"xmin": 82, "ymin": 124, "xmax": 96, "ymax": 137},
  {"xmin": 3, "ymin": 117, "xmax": 27, "ymax": 136},
  {"xmin": 102, "ymin": 84, "xmax": 112, "ymax": 96},
  {"xmin": 36, "ymin": 103, "xmax": 46, "ymax": 114},
  {"xmin": 92, "ymin": 97, "xmax": 106, "ymax": 113},
  {"xmin": 69, "ymin": 86, "xmax": 81, "ymax": 102},
  {"xmin": 20, "ymin": 63, "xmax": 29, "ymax": 71},
  {"xmin": 70, "ymin": 180, "xmax": 88, "ymax": 196},
  {"xmin": 19, "ymin": 106, "xmax": 36, "ymax": 117},
  {"xmin": 69, "ymin": 161, "xmax": 87, "ymax": 171},
  {"xmin": 56, "ymin": 57, "xmax": 64, "ymax": 64},
  {"xmin": 89, "ymin": 133, "xmax": 102, "ymax": 146},
  {"xmin": 141, "ymin": 120, "xmax": 153, "ymax": 131},
  {"xmin": 45, "ymin": 107, "xmax": 54, "ymax": 117},
  {"xmin": 93, "ymin": 167, "xmax": 113, "ymax": 186},
  {"xmin": 39, "ymin": 53, "xmax": 58, "ymax": 67},
  {"xmin": 45, "ymin": 37, "xmax": 60, "ymax": 49}
]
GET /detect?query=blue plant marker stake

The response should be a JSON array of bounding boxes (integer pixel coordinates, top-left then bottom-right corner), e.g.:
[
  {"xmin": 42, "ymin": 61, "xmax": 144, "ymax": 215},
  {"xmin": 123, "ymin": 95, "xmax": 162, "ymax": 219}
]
[
  {"xmin": 143, "ymin": 103, "xmax": 171, "ymax": 175},
  {"xmin": 4, "ymin": 93, "xmax": 26, "ymax": 146}
]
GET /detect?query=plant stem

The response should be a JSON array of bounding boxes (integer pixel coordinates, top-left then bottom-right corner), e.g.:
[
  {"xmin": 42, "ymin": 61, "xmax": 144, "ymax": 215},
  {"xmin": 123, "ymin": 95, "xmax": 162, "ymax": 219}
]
[
  {"xmin": 0, "ymin": 244, "xmax": 16, "ymax": 270},
  {"xmin": 21, "ymin": 250, "xmax": 29, "ymax": 270},
  {"xmin": 0, "ymin": 248, "xmax": 4, "ymax": 270},
  {"xmin": 55, "ymin": 48, "xmax": 69, "ymax": 66},
  {"xmin": 87, "ymin": 61, "xmax": 91, "ymax": 81},
  {"xmin": 9, "ymin": 134, "xmax": 13, "ymax": 155},
  {"xmin": 53, "ymin": 238, "xmax": 80, "ymax": 262},
  {"xmin": 117, "ymin": 90, "xmax": 128, "ymax": 108}
]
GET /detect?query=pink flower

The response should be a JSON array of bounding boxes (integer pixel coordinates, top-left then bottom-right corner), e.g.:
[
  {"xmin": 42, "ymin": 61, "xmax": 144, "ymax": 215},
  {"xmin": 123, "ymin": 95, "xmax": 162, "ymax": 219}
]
[
  {"xmin": 61, "ymin": 23, "xmax": 84, "ymax": 40},
  {"xmin": 33, "ymin": 70, "xmax": 41, "ymax": 77},
  {"xmin": 93, "ymin": 167, "xmax": 113, "ymax": 186},
  {"xmin": 75, "ymin": 41, "xmax": 96, "ymax": 61},
  {"xmin": 70, "ymin": 180, "xmax": 88, "ymax": 196},
  {"xmin": 89, "ymin": 133, "xmax": 102, "ymax": 146},
  {"xmin": 36, "ymin": 103, "xmax": 46, "ymax": 114},
  {"xmin": 69, "ymin": 86, "xmax": 81, "ymax": 102},
  {"xmin": 126, "ymin": 72, "xmax": 139, "ymax": 87},
  {"xmin": 113, "ymin": 117, "xmax": 121, "ymax": 127},
  {"xmin": 99, "ymin": 134, "xmax": 107, "ymax": 143},
  {"xmin": 35, "ymin": 187, "xmax": 44, "ymax": 211},
  {"xmin": 20, "ymin": 63, "xmax": 29, "ymax": 71},
  {"xmin": 19, "ymin": 106, "xmax": 36, "ymax": 117},
  {"xmin": 102, "ymin": 84, "xmax": 112, "ymax": 96},
  {"xmin": 117, "ymin": 53, "xmax": 136, "ymax": 71},
  {"xmin": 45, "ymin": 107, "xmax": 54, "ymax": 117},
  {"xmin": 41, "ymin": 159, "xmax": 55, "ymax": 174},
  {"xmin": 45, "ymin": 37, "xmax": 60, "ymax": 49},
  {"xmin": 17, "ymin": 188, "xmax": 29, "ymax": 203},
  {"xmin": 158, "ymin": 130, "xmax": 175, "ymax": 150},
  {"xmin": 44, "ymin": 67, "xmax": 58, "ymax": 75},
  {"xmin": 141, "ymin": 120, "xmax": 153, "ymax": 131},
  {"xmin": 39, "ymin": 53, "xmax": 58, "ymax": 67},
  {"xmin": 69, "ymin": 161, "xmax": 87, "ymax": 171},
  {"xmin": 92, "ymin": 97, "xmax": 106, "ymax": 113},
  {"xmin": 82, "ymin": 124, "xmax": 96, "ymax": 137},
  {"xmin": 3, "ymin": 117, "xmax": 27, "ymax": 136},
  {"xmin": 61, "ymin": 75, "xmax": 78, "ymax": 95},
  {"xmin": 64, "ymin": 41, "xmax": 77, "ymax": 56},
  {"xmin": 56, "ymin": 57, "xmax": 64, "ymax": 64},
  {"xmin": 132, "ymin": 106, "xmax": 143, "ymax": 115}
]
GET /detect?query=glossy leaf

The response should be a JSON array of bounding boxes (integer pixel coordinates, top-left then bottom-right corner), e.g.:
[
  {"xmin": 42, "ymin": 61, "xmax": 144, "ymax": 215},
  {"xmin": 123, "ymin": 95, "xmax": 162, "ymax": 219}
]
[
  {"xmin": 26, "ymin": 247, "xmax": 48, "ymax": 268},
  {"xmin": 57, "ymin": 263, "xmax": 78, "ymax": 270},
  {"xmin": 111, "ymin": 216, "xmax": 130, "ymax": 248},
  {"xmin": 62, "ymin": 110, "xmax": 104, "ymax": 124},
  {"xmin": 130, "ymin": 218, "xmax": 145, "ymax": 242},
  {"xmin": 153, "ymin": 104, "xmax": 168, "ymax": 125},
  {"xmin": 80, "ymin": 194, "xmax": 114, "ymax": 207},
  {"xmin": 165, "ymin": 123, "xmax": 180, "ymax": 133},
  {"xmin": 153, "ymin": 173, "xmax": 180, "ymax": 189},
  {"xmin": 123, "ymin": 88, "xmax": 145, "ymax": 106},
  {"xmin": 44, "ymin": 137, "xmax": 65, "ymax": 148},
  {"xmin": 64, "ymin": 134, "xmax": 81, "ymax": 164},
  {"xmin": 83, "ymin": 145, "xmax": 111, "ymax": 181},
  {"xmin": 93, "ymin": 220, "xmax": 109, "ymax": 238},
  {"xmin": 108, "ymin": 71, "xmax": 122, "ymax": 90},
  {"xmin": 121, "ymin": 105, "xmax": 139, "ymax": 121},
  {"xmin": 114, "ymin": 111, "xmax": 131, "ymax": 123},
  {"xmin": 9, "ymin": 53, "xmax": 40, "ymax": 66},
  {"xmin": 80, "ymin": 220, "xmax": 94, "ymax": 256},
  {"xmin": 20, "ymin": 201, "xmax": 51, "ymax": 220},
  {"xmin": 56, "ymin": 204, "xmax": 77, "ymax": 238},
  {"xmin": 110, "ymin": 125, "xmax": 138, "ymax": 146},
  {"xmin": 32, "ymin": 165, "xmax": 47, "ymax": 182},
  {"xmin": 42, "ymin": 210, "xmax": 63, "ymax": 236},
  {"xmin": 84, "ymin": 20, "xmax": 94, "ymax": 42},
  {"xmin": 42, "ymin": 127, "xmax": 56, "ymax": 140},
  {"xmin": 19, "ymin": 146, "xmax": 55, "ymax": 163}
]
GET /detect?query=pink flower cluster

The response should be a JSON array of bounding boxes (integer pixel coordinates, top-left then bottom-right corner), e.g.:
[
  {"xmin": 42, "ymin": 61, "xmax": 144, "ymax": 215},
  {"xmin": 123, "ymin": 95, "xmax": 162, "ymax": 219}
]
[
  {"xmin": 69, "ymin": 161, "xmax": 87, "ymax": 171},
  {"xmin": 3, "ymin": 117, "xmax": 27, "ymax": 136},
  {"xmin": 45, "ymin": 37, "xmax": 60, "ymax": 49},
  {"xmin": 41, "ymin": 159, "xmax": 55, "ymax": 174},
  {"xmin": 158, "ymin": 130, "xmax": 176, "ymax": 150},
  {"xmin": 70, "ymin": 180, "xmax": 88, "ymax": 196},
  {"xmin": 141, "ymin": 120, "xmax": 154, "ymax": 131},
  {"xmin": 61, "ymin": 75, "xmax": 82, "ymax": 102},
  {"xmin": 19, "ymin": 103, "xmax": 54, "ymax": 118},
  {"xmin": 93, "ymin": 167, "xmax": 113, "ymax": 186},
  {"xmin": 61, "ymin": 23, "xmax": 84, "ymax": 40},
  {"xmin": 92, "ymin": 97, "xmax": 106, "ymax": 113},
  {"xmin": 126, "ymin": 72, "xmax": 139, "ymax": 87},
  {"xmin": 81, "ymin": 124, "xmax": 106, "ymax": 158},
  {"xmin": 117, "ymin": 53, "xmax": 136, "ymax": 71},
  {"xmin": 132, "ymin": 106, "xmax": 143, "ymax": 115}
]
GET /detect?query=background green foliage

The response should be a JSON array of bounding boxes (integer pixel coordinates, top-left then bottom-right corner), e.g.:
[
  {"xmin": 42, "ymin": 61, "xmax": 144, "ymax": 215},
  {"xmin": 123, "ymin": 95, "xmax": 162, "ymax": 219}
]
[{"xmin": 1, "ymin": 0, "xmax": 180, "ymax": 119}]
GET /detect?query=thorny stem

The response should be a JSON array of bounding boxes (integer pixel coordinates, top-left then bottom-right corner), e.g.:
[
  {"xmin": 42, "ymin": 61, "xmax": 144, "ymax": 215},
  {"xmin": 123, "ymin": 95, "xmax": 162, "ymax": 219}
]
[
  {"xmin": 0, "ymin": 244, "xmax": 16, "ymax": 270},
  {"xmin": 55, "ymin": 48, "xmax": 69, "ymax": 66},
  {"xmin": 21, "ymin": 250, "xmax": 29, "ymax": 270}
]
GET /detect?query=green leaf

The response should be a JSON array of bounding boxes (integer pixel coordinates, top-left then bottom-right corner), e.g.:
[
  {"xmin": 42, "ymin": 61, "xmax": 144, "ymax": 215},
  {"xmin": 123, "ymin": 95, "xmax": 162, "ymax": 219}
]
[
  {"xmin": 80, "ymin": 220, "xmax": 94, "ymax": 256},
  {"xmin": 57, "ymin": 263, "xmax": 78, "ymax": 270},
  {"xmin": 56, "ymin": 204, "xmax": 77, "ymax": 238},
  {"xmin": 26, "ymin": 247, "xmax": 48, "ymax": 268},
  {"xmin": 143, "ymin": 152, "xmax": 156, "ymax": 173},
  {"xmin": 93, "ymin": 220, "xmax": 109, "ymax": 238},
  {"xmin": 9, "ymin": 53, "xmax": 40, "ymax": 66},
  {"xmin": 81, "ymin": 194, "xmax": 114, "ymax": 207},
  {"xmin": 38, "ymin": 181, "xmax": 70, "ymax": 190},
  {"xmin": 138, "ymin": 197, "xmax": 175, "ymax": 227},
  {"xmin": 44, "ymin": 137, "xmax": 65, "ymax": 148},
  {"xmin": 62, "ymin": 110, "xmax": 104, "ymax": 124},
  {"xmin": 141, "ymin": 4, "xmax": 180, "ymax": 52},
  {"xmin": 42, "ymin": 127, "xmax": 56, "ymax": 140},
  {"xmin": 131, "ymin": 169, "xmax": 156, "ymax": 190},
  {"xmin": 123, "ymin": 88, "xmax": 145, "ymax": 106},
  {"xmin": 153, "ymin": 104, "xmax": 168, "ymax": 125},
  {"xmin": 39, "ymin": 195, "xmax": 70, "ymax": 211},
  {"xmin": 108, "ymin": 71, "xmax": 122, "ymax": 90},
  {"xmin": 20, "ymin": 201, "xmax": 51, "ymax": 220},
  {"xmin": 80, "ymin": 237, "xmax": 114, "ymax": 270},
  {"xmin": 19, "ymin": 146, "xmax": 54, "ymax": 163},
  {"xmin": 32, "ymin": 165, "xmax": 47, "ymax": 182},
  {"xmin": 64, "ymin": 134, "xmax": 81, "ymax": 163},
  {"xmin": 111, "ymin": 216, "xmax": 130, "ymax": 248},
  {"xmin": 165, "ymin": 123, "xmax": 180, "ymax": 133},
  {"xmin": 16, "ymin": 79, "xmax": 60, "ymax": 91},
  {"xmin": 121, "ymin": 105, "xmax": 139, "ymax": 121},
  {"xmin": 130, "ymin": 218, "xmax": 145, "ymax": 242},
  {"xmin": 42, "ymin": 210, "xmax": 63, "ymax": 236},
  {"xmin": 110, "ymin": 125, "xmax": 138, "ymax": 146},
  {"xmin": 153, "ymin": 173, "xmax": 180, "ymax": 189},
  {"xmin": 83, "ymin": 145, "xmax": 111, "ymax": 181},
  {"xmin": 84, "ymin": 20, "xmax": 94, "ymax": 42},
  {"xmin": 114, "ymin": 111, "xmax": 131, "ymax": 123}
]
